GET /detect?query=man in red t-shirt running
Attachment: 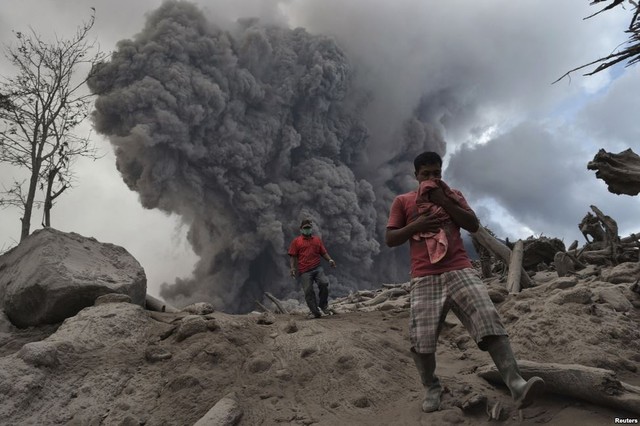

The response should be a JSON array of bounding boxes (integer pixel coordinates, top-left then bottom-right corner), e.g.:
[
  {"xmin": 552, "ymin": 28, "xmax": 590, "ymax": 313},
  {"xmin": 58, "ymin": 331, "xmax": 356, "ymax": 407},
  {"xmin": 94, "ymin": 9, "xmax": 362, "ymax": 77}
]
[
  {"xmin": 385, "ymin": 151, "xmax": 544, "ymax": 413},
  {"xmin": 288, "ymin": 219, "xmax": 336, "ymax": 318}
]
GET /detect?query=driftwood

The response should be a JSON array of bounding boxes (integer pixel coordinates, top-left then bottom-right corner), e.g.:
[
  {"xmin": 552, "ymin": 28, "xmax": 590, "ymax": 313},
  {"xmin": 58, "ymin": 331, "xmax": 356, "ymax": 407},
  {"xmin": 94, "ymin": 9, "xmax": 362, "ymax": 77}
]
[
  {"xmin": 264, "ymin": 292, "xmax": 288, "ymax": 314},
  {"xmin": 587, "ymin": 148, "xmax": 640, "ymax": 196},
  {"xmin": 571, "ymin": 205, "xmax": 639, "ymax": 266},
  {"xmin": 478, "ymin": 360, "xmax": 640, "ymax": 415},
  {"xmin": 255, "ymin": 300, "xmax": 271, "ymax": 313},
  {"xmin": 554, "ymin": 252, "xmax": 575, "ymax": 277},
  {"xmin": 362, "ymin": 287, "xmax": 408, "ymax": 306},
  {"xmin": 621, "ymin": 233, "xmax": 640, "ymax": 244},
  {"xmin": 472, "ymin": 226, "xmax": 534, "ymax": 290},
  {"xmin": 590, "ymin": 205, "xmax": 619, "ymax": 246},
  {"xmin": 145, "ymin": 294, "xmax": 180, "ymax": 313},
  {"xmin": 579, "ymin": 212, "xmax": 606, "ymax": 244},
  {"xmin": 472, "ymin": 234, "xmax": 494, "ymax": 278},
  {"xmin": 506, "ymin": 240, "xmax": 523, "ymax": 293},
  {"xmin": 521, "ymin": 237, "xmax": 566, "ymax": 270}
]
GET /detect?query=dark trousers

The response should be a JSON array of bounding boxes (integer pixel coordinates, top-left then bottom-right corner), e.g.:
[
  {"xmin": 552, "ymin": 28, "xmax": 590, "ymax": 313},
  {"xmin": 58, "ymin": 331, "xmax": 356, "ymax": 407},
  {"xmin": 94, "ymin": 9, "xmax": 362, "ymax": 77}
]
[{"xmin": 299, "ymin": 266, "xmax": 329, "ymax": 314}]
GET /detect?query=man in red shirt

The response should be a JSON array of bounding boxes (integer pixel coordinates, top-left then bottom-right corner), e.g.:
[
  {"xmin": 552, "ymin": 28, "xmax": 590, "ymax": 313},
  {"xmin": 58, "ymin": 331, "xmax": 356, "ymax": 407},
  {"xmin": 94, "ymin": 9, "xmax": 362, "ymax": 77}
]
[
  {"xmin": 288, "ymin": 219, "xmax": 337, "ymax": 318},
  {"xmin": 385, "ymin": 151, "xmax": 544, "ymax": 412}
]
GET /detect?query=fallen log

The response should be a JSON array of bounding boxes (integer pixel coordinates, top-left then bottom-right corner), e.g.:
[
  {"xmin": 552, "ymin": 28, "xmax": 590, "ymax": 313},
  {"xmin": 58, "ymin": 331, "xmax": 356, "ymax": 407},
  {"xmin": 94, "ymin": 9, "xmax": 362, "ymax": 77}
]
[
  {"xmin": 255, "ymin": 300, "xmax": 271, "ymax": 313},
  {"xmin": 563, "ymin": 250, "xmax": 587, "ymax": 270},
  {"xmin": 362, "ymin": 288, "xmax": 408, "ymax": 306},
  {"xmin": 472, "ymin": 234, "xmax": 494, "ymax": 278},
  {"xmin": 506, "ymin": 240, "xmax": 523, "ymax": 293},
  {"xmin": 472, "ymin": 226, "xmax": 534, "ymax": 290},
  {"xmin": 621, "ymin": 233, "xmax": 640, "ymax": 244},
  {"xmin": 477, "ymin": 360, "xmax": 640, "ymax": 415},
  {"xmin": 145, "ymin": 294, "xmax": 180, "ymax": 313},
  {"xmin": 264, "ymin": 292, "xmax": 288, "ymax": 314}
]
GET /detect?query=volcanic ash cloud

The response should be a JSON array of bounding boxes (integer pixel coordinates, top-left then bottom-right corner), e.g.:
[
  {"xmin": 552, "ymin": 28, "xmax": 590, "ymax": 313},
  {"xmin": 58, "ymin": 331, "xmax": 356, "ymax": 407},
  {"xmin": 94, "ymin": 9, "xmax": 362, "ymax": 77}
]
[{"xmin": 87, "ymin": 1, "xmax": 382, "ymax": 312}]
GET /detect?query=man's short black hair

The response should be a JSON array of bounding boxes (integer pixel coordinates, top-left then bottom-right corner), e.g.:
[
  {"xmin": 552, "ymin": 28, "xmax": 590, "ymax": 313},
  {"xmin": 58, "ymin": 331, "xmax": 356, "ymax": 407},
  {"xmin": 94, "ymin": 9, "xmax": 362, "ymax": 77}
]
[
  {"xmin": 414, "ymin": 151, "xmax": 443, "ymax": 172},
  {"xmin": 300, "ymin": 219, "xmax": 312, "ymax": 228}
]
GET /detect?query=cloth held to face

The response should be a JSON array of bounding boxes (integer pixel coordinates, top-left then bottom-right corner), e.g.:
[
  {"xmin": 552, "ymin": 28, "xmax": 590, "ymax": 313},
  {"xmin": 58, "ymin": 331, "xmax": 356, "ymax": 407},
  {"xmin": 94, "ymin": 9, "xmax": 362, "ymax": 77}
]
[{"xmin": 413, "ymin": 179, "xmax": 466, "ymax": 263}]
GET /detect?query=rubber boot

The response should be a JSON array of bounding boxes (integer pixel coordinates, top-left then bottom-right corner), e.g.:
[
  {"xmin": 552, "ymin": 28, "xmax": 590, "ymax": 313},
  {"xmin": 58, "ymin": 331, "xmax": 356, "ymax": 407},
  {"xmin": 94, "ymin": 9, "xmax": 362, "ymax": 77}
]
[
  {"xmin": 410, "ymin": 349, "xmax": 442, "ymax": 412},
  {"xmin": 486, "ymin": 336, "xmax": 545, "ymax": 409}
]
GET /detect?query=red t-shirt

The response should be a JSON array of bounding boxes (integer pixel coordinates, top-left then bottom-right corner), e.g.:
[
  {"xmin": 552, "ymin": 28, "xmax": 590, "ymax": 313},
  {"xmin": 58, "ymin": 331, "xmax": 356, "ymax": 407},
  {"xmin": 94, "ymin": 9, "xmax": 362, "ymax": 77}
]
[
  {"xmin": 387, "ymin": 189, "xmax": 473, "ymax": 278},
  {"xmin": 288, "ymin": 235, "xmax": 328, "ymax": 274}
]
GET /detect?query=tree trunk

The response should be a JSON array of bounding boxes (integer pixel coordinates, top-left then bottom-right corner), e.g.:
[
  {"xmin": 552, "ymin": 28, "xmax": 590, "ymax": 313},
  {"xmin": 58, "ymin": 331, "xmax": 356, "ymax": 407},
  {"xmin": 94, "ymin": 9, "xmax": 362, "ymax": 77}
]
[
  {"xmin": 506, "ymin": 240, "xmax": 523, "ymax": 293},
  {"xmin": 471, "ymin": 226, "xmax": 534, "ymax": 290},
  {"xmin": 20, "ymin": 166, "xmax": 40, "ymax": 241},
  {"xmin": 43, "ymin": 169, "xmax": 54, "ymax": 227},
  {"xmin": 42, "ymin": 166, "xmax": 67, "ymax": 228},
  {"xmin": 472, "ymin": 234, "xmax": 493, "ymax": 278},
  {"xmin": 478, "ymin": 360, "xmax": 640, "ymax": 415}
]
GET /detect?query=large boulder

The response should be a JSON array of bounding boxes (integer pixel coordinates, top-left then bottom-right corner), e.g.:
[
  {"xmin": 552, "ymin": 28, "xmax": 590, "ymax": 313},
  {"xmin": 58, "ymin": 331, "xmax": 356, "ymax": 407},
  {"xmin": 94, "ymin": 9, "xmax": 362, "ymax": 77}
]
[{"xmin": 0, "ymin": 228, "xmax": 146, "ymax": 328}]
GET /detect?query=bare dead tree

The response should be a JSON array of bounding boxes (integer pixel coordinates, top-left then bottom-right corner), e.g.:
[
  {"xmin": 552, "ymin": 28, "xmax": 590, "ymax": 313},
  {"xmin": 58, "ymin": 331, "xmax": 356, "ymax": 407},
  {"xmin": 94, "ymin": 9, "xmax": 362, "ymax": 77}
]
[
  {"xmin": 554, "ymin": 0, "xmax": 640, "ymax": 83},
  {"xmin": 0, "ymin": 9, "xmax": 106, "ymax": 241}
]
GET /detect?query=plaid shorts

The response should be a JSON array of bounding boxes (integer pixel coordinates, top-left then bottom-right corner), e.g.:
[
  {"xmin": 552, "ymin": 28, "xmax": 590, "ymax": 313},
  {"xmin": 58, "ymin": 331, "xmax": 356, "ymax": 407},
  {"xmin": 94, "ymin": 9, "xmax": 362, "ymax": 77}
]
[{"xmin": 409, "ymin": 268, "xmax": 507, "ymax": 354}]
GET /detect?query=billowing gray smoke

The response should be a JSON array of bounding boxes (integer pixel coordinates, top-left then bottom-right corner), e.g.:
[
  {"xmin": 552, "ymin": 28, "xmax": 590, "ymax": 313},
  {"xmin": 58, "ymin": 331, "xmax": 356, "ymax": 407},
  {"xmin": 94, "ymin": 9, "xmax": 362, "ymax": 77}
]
[{"xmin": 88, "ymin": 1, "xmax": 443, "ymax": 312}]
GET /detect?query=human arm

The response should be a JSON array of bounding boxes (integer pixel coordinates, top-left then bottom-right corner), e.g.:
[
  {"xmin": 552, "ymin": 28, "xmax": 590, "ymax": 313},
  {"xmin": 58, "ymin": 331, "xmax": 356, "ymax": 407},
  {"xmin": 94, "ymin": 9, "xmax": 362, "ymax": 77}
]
[
  {"xmin": 385, "ymin": 195, "xmax": 443, "ymax": 247},
  {"xmin": 289, "ymin": 255, "xmax": 298, "ymax": 277},
  {"xmin": 428, "ymin": 186, "xmax": 480, "ymax": 232},
  {"xmin": 322, "ymin": 252, "xmax": 336, "ymax": 267},
  {"xmin": 385, "ymin": 215, "xmax": 442, "ymax": 247}
]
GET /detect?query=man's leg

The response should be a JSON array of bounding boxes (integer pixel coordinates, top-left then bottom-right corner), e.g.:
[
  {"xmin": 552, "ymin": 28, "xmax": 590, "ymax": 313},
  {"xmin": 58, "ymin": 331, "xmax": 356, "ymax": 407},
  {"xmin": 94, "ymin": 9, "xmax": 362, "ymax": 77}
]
[
  {"xmin": 409, "ymin": 275, "xmax": 447, "ymax": 412},
  {"xmin": 410, "ymin": 348, "xmax": 442, "ymax": 412},
  {"xmin": 314, "ymin": 267, "xmax": 330, "ymax": 312},
  {"xmin": 447, "ymin": 268, "xmax": 544, "ymax": 408},
  {"xmin": 485, "ymin": 335, "xmax": 545, "ymax": 409},
  {"xmin": 300, "ymin": 270, "xmax": 321, "ymax": 318}
]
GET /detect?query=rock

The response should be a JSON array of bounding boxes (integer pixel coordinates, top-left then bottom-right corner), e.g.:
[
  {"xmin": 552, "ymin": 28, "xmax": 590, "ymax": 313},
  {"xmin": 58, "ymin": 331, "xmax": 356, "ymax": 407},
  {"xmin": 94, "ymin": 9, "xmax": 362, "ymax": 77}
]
[
  {"xmin": 378, "ymin": 301, "xmax": 397, "ymax": 311},
  {"xmin": 441, "ymin": 407, "xmax": 465, "ymax": 424},
  {"xmin": 182, "ymin": 302, "xmax": 215, "ymax": 315},
  {"xmin": 487, "ymin": 286, "xmax": 508, "ymax": 303},
  {"xmin": 0, "ymin": 228, "xmax": 146, "ymax": 328},
  {"xmin": 282, "ymin": 319, "xmax": 298, "ymax": 334},
  {"xmin": 95, "ymin": 293, "xmax": 132, "ymax": 305},
  {"xmin": 595, "ymin": 287, "xmax": 634, "ymax": 312},
  {"xmin": 166, "ymin": 374, "xmax": 201, "ymax": 392},
  {"xmin": 47, "ymin": 302, "xmax": 149, "ymax": 352},
  {"xmin": 17, "ymin": 341, "xmax": 61, "ymax": 368},
  {"xmin": 546, "ymin": 277, "xmax": 579, "ymax": 291},
  {"xmin": 144, "ymin": 345, "xmax": 173, "ymax": 362},
  {"xmin": 549, "ymin": 287, "xmax": 593, "ymax": 305},
  {"xmin": 300, "ymin": 347, "xmax": 317, "ymax": 358},
  {"xmin": 352, "ymin": 395, "xmax": 371, "ymax": 408},
  {"xmin": 176, "ymin": 315, "xmax": 209, "ymax": 341},
  {"xmin": 604, "ymin": 262, "xmax": 640, "ymax": 284},
  {"xmin": 256, "ymin": 312, "xmax": 276, "ymax": 325},
  {"xmin": 193, "ymin": 393, "xmax": 243, "ymax": 426},
  {"xmin": 206, "ymin": 318, "xmax": 219, "ymax": 331},
  {"xmin": 247, "ymin": 356, "xmax": 273, "ymax": 373},
  {"xmin": 461, "ymin": 393, "xmax": 487, "ymax": 412},
  {"xmin": 0, "ymin": 309, "xmax": 14, "ymax": 332}
]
